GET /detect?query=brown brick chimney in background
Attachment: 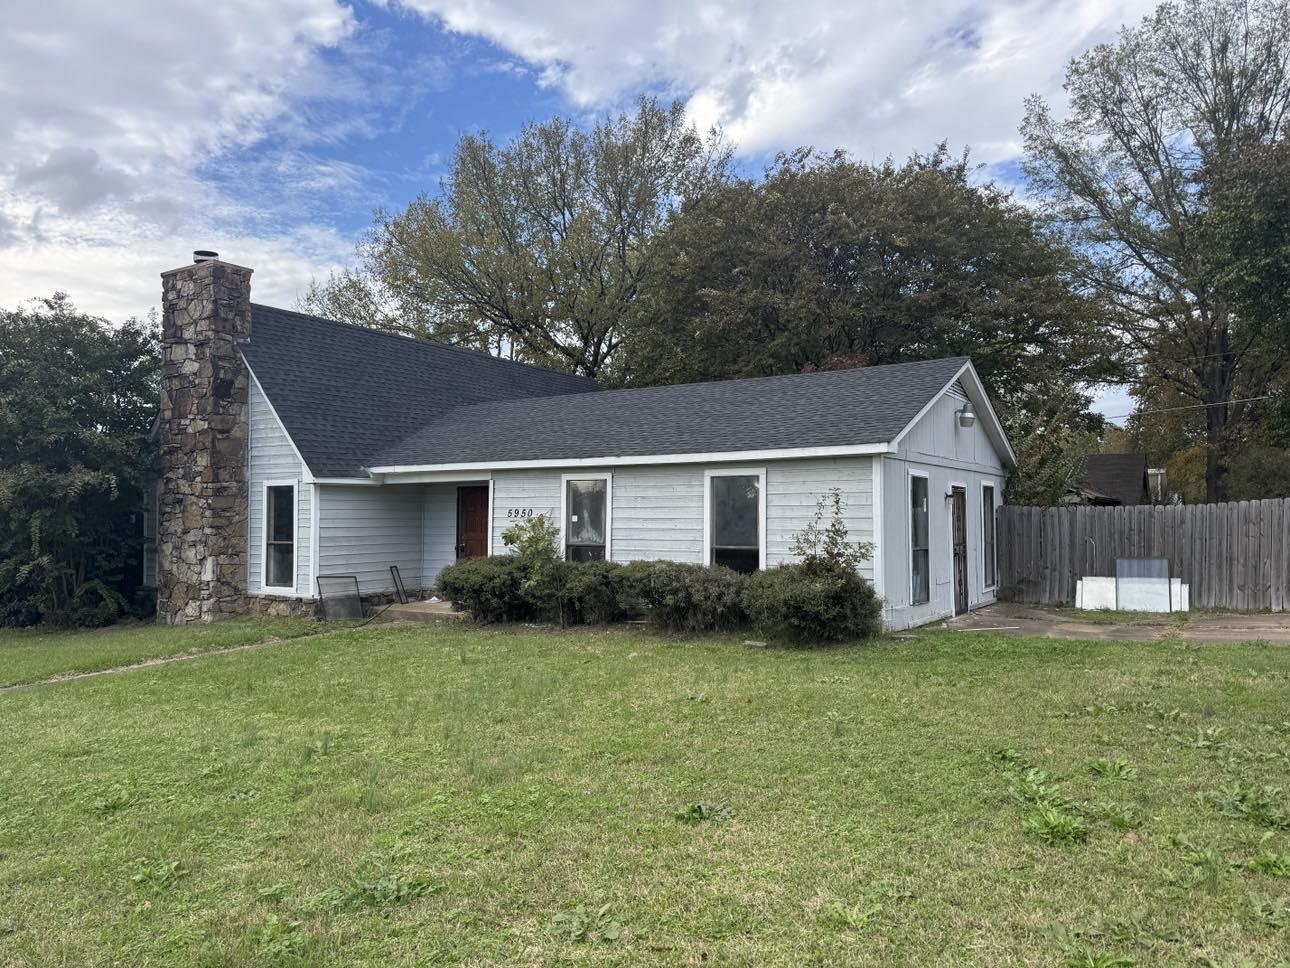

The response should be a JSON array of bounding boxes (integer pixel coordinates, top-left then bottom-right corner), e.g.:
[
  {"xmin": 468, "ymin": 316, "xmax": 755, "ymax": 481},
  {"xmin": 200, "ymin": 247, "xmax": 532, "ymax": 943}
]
[{"xmin": 156, "ymin": 253, "xmax": 253, "ymax": 624}]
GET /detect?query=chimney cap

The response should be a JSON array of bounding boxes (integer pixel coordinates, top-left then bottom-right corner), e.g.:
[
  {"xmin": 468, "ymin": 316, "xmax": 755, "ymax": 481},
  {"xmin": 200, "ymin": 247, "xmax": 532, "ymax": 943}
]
[{"xmin": 193, "ymin": 249, "xmax": 219, "ymax": 263}]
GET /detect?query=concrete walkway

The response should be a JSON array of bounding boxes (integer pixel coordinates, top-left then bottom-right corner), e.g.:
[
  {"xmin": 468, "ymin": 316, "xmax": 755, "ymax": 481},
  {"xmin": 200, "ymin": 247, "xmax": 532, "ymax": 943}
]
[{"xmin": 946, "ymin": 602, "xmax": 1290, "ymax": 644}]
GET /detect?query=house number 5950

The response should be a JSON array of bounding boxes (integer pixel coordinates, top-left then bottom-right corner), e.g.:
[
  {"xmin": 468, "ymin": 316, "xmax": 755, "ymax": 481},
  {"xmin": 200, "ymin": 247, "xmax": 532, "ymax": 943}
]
[{"xmin": 506, "ymin": 508, "xmax": 535, "ymax": 519}]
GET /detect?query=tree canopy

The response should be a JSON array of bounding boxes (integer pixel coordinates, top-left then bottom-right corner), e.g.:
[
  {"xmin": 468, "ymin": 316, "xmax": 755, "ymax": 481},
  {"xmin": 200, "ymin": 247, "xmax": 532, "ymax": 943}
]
[
  {"xmin": 1022, "ymin": 0, "xmax": 1290, "ymax": 501},
  {"xmin": 301, "ymin": 96, "xmax": 731, "ymax": 379},
  {"xmin": 0, "ymin": 296, "xmax": 158, "ymax": 626},
  {"xmin": 619, "ymin": 146, "xmax": 1112, "ymax": 504}
]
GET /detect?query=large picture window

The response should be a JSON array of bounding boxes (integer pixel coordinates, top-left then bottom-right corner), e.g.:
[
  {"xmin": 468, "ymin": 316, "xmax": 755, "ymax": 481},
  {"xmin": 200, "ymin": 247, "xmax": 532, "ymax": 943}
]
[
  {"xmin": 563, "ymin": 476, "xmax": 609, "ymax": 561},
  {"xmin": 982, "ymin": 483, "xmax": 997, "ymax": 588},
  {"xmin": 264, "ymin": 483, "xmax": 295, "ymax": 591},
  {"xmin": 910, "ymin": 474, "xmax": 930, "ymax": 605},
  {"xmin": 707, "ymin": 471, "xmax": 763, "ymax": 574}
]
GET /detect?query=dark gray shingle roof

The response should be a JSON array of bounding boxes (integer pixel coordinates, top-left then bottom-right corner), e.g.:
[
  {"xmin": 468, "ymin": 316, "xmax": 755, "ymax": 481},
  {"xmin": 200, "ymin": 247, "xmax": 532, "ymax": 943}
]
[
  {"xmin": 241, "ymin": 305, "xmax": 599, "ymax": 477},
  {"xmin": 1073, "ymin": 453, "xmax": 1150, "ymax": 507},
  {"xmin": 371, "ymin": 357, "xmax": 970, "ymax": 468}
]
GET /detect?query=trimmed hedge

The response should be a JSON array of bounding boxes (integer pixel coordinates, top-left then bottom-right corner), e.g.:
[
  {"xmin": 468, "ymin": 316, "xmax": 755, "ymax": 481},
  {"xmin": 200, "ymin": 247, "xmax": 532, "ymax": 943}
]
[
  {"xmin": 438, "ymin": 555, "xmax": 884, "ymax": 643},
  {"xmin": 618, "ymin": 560, "xmax": 747, "ymax": 634},
  {"xmin": 436, "ymin": 555, "xmax": 532, "ymax": 623},
  {"xmin": 743, "ymin": 562, "xmax": 882, "ymax": 643}
]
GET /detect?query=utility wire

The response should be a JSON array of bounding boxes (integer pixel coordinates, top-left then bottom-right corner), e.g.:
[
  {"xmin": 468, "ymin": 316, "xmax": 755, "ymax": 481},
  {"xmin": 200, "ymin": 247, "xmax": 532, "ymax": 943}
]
[{"xmin": 1101, "ymin": 394, "xmax": 1276, "ymax": 421}]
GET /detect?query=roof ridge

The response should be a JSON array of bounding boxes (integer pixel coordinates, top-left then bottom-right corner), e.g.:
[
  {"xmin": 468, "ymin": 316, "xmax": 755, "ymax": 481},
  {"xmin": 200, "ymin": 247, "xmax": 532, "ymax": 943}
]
[{"xmin": 249, "ymin": 303, "xmax": 597, "ymax": 387}]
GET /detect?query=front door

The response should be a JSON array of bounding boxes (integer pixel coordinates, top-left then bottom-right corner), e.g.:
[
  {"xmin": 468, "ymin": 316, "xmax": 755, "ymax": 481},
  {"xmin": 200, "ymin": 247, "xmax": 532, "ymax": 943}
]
[
  {"xmin": 456, "ymin": 485, "xmax": 490, "ymax": 559},
  {"xmin": 951, "ymin": 486, "xmax": 968, "ymax": 615}
]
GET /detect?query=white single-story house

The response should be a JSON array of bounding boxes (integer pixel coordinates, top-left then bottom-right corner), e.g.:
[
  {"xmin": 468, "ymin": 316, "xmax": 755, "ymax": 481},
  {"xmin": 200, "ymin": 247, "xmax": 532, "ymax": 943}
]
[{"xmin": 155, "ymin": 254, "xmax": 1015, "ymax": 630}]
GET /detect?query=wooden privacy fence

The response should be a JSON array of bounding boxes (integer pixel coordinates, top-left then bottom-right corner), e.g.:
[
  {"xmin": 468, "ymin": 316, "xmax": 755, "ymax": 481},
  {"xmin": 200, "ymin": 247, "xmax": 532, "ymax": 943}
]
[{"xmin": 996, "ymin": 499, "xmax": 1290, "ymax": 611}]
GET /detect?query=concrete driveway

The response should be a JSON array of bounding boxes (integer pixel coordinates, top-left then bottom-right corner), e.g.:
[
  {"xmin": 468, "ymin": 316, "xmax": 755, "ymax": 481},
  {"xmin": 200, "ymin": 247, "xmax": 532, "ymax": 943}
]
[{"xmin": 944, "ymin": 602, "xmax": 1290, "ymax": 644}]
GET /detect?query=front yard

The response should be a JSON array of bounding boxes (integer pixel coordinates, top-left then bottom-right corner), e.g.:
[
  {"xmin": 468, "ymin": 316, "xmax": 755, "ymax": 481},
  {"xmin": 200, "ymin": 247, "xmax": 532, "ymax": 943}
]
[{"xmin": 1, "ymin": 621, "xmax": 1288, "ymax": 965}]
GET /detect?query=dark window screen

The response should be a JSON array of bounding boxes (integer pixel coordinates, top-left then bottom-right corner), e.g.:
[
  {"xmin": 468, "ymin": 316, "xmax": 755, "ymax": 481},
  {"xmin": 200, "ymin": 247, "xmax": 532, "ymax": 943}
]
[
  {"xmin": 911, "ymin": 476, "xmax": 930, "ymax": 605},
  {"xmin": 266, "ymin": 485, "xmax": 294, "ymax": 588},
  {"xmin": 711, "ymin": 475, "xmax": 760, "ymax": 574}
]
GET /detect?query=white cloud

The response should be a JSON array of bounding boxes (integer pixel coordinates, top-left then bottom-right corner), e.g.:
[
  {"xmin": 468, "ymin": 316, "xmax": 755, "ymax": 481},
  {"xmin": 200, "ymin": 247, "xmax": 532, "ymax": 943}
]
[
  {"xmin": 395, "ymin": 0, "xmax": 1155, "ymax": 165},
  {"xmin": 0, "ymin": 0, "xmax": 360, "ymax": 318}
]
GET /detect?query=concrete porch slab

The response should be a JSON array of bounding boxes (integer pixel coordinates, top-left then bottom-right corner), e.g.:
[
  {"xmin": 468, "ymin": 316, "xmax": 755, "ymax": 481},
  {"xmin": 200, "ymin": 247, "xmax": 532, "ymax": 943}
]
[{"xmin": 378, "ymin": 599, "xmax": 467, "ymax": 623}]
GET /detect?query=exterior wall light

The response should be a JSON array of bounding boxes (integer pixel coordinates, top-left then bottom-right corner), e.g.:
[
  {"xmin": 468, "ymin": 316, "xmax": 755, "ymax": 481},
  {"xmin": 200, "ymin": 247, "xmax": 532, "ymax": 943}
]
[{"xmin": 957, "ymin": 402, "xmax": 977, "ymax": 428}]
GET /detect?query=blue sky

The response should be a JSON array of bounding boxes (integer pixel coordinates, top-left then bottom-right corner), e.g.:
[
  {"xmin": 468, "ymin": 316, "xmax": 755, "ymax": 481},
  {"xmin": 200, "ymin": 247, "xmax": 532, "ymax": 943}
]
[{"xmin": 0, "ymin": 0, "xmax": 1152, "ymax": 418}]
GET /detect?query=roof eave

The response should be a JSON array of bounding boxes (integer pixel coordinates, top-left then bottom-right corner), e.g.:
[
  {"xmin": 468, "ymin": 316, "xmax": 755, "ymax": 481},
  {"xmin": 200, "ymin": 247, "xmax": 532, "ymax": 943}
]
[{"xmin": 367, "ymin": 441, "xmax": 898, "ymax": 480}]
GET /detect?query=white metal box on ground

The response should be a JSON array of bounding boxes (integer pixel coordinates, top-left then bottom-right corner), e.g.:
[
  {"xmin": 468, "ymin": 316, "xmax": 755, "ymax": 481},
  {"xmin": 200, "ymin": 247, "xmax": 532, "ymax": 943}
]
[{"xmin": 1076, "ymin": 576, "xmax": 1190, "ymax": 612}]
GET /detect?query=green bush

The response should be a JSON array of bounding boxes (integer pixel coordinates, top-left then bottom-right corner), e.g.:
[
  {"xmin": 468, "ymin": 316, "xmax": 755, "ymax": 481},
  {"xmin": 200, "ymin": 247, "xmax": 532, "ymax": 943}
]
[
  {"xmin": 619, "ymin": 560, "xmax": 747, "ymax": 634},
  {"xmin": 743, "ymin": 562, "xmax": 882, "ymax": 644},
  {"xmin": 436, "ymin": 556, "xmax": 532, "ymax": 623},
  {"xmin": 561, "ymin": 560, "xmax": 629, "ymax": 625}
]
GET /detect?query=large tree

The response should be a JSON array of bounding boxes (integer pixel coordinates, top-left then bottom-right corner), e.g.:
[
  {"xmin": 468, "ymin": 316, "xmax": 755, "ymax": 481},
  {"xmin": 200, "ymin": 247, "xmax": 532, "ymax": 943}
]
[
  {"xmin": 0, "ymin": 296, "xmax": 158, "ymax": 626},
  {"xmin": 302, "ymin": 97, "xmax": 731, "ymax": 379},
  {"xmin": 619, "ymin": 146, "xmax": 1112, "ymax": 503},
  {"xmin": 1022, "ymin": 0, "xmax": 1290, "ymax": 501}
]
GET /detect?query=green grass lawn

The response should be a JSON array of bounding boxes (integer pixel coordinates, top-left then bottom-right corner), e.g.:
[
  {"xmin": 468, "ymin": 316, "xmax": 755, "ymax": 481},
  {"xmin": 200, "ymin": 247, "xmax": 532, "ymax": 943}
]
[
  {"xmin": 1, "ymin": 622, "xmax": 1288, "ymax": 966},
  {"xmin": 0, "ymin": 617, "xmax": 323, "ymax": 688}
]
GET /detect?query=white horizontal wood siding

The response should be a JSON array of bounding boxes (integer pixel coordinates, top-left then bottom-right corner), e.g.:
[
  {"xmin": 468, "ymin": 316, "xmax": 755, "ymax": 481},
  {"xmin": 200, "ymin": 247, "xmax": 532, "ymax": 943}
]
[
  {"xmin": 882, "ymin": 383, "xmax": 1008, "ymax": 630},
  {"xmin": 247, "ymin": 380, "xmax": 311, "ymax": 596},
  {"xmin": 317, "ymin": 484, "xmax": 424, "ymax": 594},
  {"xmin": 423, "ymin": 482, "xmax": 461, "ymax": 587},
  {"xmin": 490, "ymin": 459, "xmax": 874, "ymax": 579}
]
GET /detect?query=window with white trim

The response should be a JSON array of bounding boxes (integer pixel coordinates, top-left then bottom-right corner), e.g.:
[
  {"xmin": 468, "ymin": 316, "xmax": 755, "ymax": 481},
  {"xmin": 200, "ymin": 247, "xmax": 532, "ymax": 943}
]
[
  {"xmin": 709, "ymin": 473, "xmax": 762, "ymax": 573},
  {"xmin": 265, "ymin": 484, "xmax": 295, "ymax": 590},
  {"xmin": 910, "ymin": 474, "xmax": 930, "ymax": 605},
  {"xmin": 982, "ymin": 484, "xmax": 997, "ymax": 588},
  {"xmin": 564, "ymin": 477, "xmax": 609, "ymax": 561}
]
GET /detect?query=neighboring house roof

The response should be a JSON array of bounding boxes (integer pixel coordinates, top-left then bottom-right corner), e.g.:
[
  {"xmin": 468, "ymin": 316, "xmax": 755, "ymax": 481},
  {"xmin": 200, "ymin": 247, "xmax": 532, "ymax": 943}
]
[
  {"xmin": 370, "ymin": 356, "xmax": 988, "ymax": 470},
  {"xmin": 240, "ymin": 305, "xmax": 599, "ymax": 477},
  {"xmin": 1070, "ymin": 454, "xmax": 1150, "ymax": 507}
]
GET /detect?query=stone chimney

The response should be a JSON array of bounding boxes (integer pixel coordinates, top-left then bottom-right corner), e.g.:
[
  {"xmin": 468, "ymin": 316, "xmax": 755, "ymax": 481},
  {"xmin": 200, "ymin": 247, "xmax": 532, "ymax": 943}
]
[{"xmin": 156, "ymin": 253, "xmax": 254, "ymax": 624}]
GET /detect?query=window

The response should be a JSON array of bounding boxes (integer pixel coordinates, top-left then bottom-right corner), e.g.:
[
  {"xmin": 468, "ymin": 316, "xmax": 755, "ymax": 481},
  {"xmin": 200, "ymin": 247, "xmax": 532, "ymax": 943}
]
[
  {"xmin": 910, "ymin": 474, "xmax": 930, "ymax": 605},
  {"xmin": 264, "ymin": 484, "xmax": 295, "ymax": 590},
  {"xmin": 707, "ymin": 471, "xmax": 763, "ymax": 574},
  {"xmin": 982, "ymin": 483, "xmax": 997, "ymax": 588},
  {"xmin": 563, "ymin": 476, "xmax": 609, "ymax": 561}
]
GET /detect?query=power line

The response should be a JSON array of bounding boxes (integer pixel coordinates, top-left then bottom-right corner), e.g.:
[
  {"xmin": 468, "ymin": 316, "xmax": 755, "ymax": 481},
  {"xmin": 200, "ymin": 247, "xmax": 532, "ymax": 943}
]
[{"xmin": 1101, "ymin": 394, "xmax": 1276, "ymax": 421}]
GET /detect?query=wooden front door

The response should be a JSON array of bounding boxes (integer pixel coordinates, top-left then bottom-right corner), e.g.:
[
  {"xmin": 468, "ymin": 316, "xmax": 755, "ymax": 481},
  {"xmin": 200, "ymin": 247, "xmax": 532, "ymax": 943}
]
[
  {"xmin": 456, "ymin": 485, "xmax": 490, "ymax": 559},
  {"xmin": 951, "ymin": 486, "xmax": 968, "ymax": 615}
]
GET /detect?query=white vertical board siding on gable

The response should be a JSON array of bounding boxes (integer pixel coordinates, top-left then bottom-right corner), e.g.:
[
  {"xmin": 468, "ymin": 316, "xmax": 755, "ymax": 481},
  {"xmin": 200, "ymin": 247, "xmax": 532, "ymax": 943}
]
[
  {"xmin": 317, "ymin": 485, "xmax": 425, "ymax": 594},
  {"xmin": 491, "ymin": 459, "xmax": 874, "ymax": 574},
  {"xmin": 247, "ymin": 380, "xmax": 311, "ymax": 596},
  {"xmin": 881, "ymin": 382, "xmax": 1008, "ymax": 630}
]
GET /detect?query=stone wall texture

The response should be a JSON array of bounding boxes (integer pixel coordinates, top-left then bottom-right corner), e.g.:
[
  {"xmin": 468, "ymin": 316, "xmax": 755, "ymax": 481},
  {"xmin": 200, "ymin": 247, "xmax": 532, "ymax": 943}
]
[{"xmin": 157, "ymin": 260, "xmax": 258, "ymax": 624}]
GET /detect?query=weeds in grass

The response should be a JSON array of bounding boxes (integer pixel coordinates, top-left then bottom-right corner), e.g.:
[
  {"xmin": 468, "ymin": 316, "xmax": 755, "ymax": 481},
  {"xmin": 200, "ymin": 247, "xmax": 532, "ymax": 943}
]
[
  {"xmin": 1062, "ymin": 949, "xmax": 1136, "ymax": 968},
  {"xmin": 130, "ymin": 858, "xmax": 186, "ymax": 894},
  {"xmin": 1009, "ymin": 768, "xmax": 1078, "ymax": 812},
  {"xmin": 1245, "ymin": 893, "xmax": 1288, "ymax": 930},
  {"xmin": 1097, "ymin": 802, "xmax": 1144, "ymax": 831},
  {"xmin": 305, "ymin": 869, "xmax": 437, "ymax": 912},
  {"xmin": 1024, "ymin": 806, "xmax": 1090, "ymax": 845},
  {"xmin": 302, "ymin": 730, "xmax": 334, "ymax": 763},
  {"xmin": 0, "ymin": 917, "xmax": 15, "ymax": 936},
  {"xmin": 358, "ymin": 763, "xmax": 383, "ymax": 812},
  {"xmin": 826, "ymin": 710, "xmax": 847, "ymax": 737},
  {"xmin": 256, "ymin": 915, "xmax": 305, "ymax": 956},
  {"xmin": 675, "ymin": 800, "xmax": 733, "ymax": 824},
  {"xmin": 1089, "ymin": 758, "xmax": 1138, "ymax": 781},
  {"xmin": 256, "ymin": 883, "xmax": 289, "ymax": 901},
  {"xmin": 550, "ymin": 903, "xmax": 622, "ymax": 943},
  {"xmin": 91, "ymin": 784, "xmax": 135, "ymax": 816},
  {"xmin": 1178, "ymin": 726, "xmax": 1226, "ymax": 749},
  {"xmin": 1247, "ymin": 851, "xmax": 1290, "ymax": 877},
  {"xmin": 1206, "ymin": 783, "xmax": 1290, "ymax": 830},
  {"xmin": 1169, "ymin": 836, "xmax": 1228, "ymax": 894}
]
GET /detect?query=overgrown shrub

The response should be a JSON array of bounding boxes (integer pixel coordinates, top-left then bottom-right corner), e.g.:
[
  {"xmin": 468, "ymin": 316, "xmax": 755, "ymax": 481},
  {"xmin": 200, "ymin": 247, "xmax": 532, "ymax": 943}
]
[
  {"xmin": 436, "ymin": 556, "xmax": 532, "ymax": 623},
  {"xmin": 618, "ymin": 560, "xmax": 747, "ymax": 634},
  {"xmin": 743, "ymin": 562, "xmax": 882, "ymax": 644}
]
